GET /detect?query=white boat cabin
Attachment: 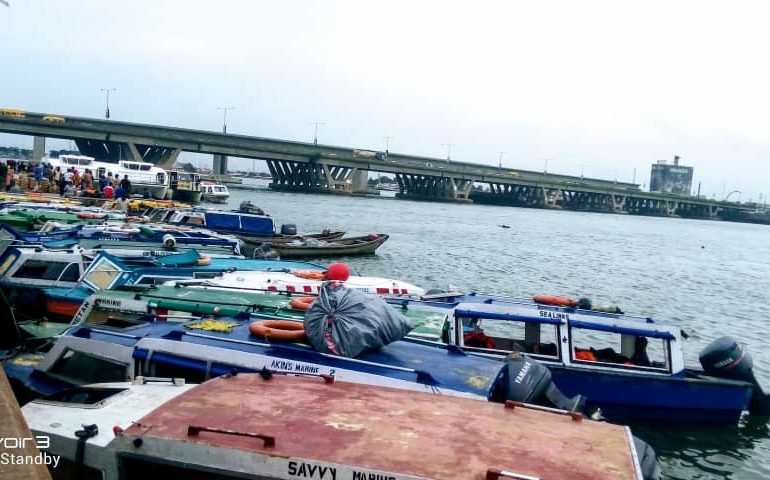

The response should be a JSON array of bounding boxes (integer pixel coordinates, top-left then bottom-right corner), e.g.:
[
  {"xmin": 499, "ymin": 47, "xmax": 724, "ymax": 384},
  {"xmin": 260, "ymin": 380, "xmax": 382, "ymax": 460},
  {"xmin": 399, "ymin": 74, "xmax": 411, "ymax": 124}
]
[
  {"xmin": 440, "ymin": 301, "xmax": 686, "ymax": 376},
  {"xmin": 200, "ymin": 181, "xmax": 230, "ymax": 203}
]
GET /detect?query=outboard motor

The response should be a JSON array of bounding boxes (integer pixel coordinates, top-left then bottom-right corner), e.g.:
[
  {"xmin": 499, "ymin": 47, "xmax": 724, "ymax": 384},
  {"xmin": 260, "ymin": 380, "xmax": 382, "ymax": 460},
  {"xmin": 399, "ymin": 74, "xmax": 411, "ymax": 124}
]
[
  {"xmin": 280, "ymin": 224, "xmax": 297, "ymax": 236},
  {"xmin": 252, "ymin": 242, "xmax": 279, "ymax": 259},
  {"xmin": 495, "ymin": 353, "xmax": 585, "ymax": 413},
  {"xmin": 633, "ymin": 436, "xmax": 663, "ymax": 480},
  {"xmin": 699, "ymin": 336, "xmax": 770, "ymax": 416}
]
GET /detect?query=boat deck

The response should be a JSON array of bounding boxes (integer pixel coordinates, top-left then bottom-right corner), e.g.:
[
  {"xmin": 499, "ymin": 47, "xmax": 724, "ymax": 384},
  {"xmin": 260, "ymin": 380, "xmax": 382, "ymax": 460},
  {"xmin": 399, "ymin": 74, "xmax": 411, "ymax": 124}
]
[{"xmin": 124, "ymin": 373, "xmax": 642, "ymax": 480}]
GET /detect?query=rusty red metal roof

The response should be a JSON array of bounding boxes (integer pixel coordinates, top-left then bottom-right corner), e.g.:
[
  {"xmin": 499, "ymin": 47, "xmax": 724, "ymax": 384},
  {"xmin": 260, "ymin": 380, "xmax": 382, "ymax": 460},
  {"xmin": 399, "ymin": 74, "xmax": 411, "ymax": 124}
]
[{"xmin": 124, "ymin": 373, "xmax": 640, "ymax": 480}]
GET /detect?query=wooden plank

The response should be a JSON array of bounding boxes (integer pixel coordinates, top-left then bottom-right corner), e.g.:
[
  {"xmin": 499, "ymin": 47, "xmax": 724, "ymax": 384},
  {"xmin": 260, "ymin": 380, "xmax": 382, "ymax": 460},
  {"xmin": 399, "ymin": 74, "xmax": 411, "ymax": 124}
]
[{"xmin": 0, "ymin": 368, "xmax": 51, "ymax": 480}]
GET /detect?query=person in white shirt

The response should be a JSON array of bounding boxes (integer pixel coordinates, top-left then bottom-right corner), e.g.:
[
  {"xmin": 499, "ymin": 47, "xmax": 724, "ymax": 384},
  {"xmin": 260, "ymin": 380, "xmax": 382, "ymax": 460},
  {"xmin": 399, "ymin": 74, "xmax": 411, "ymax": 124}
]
[{"xmin": 116, "ymin": 194, "xmax": 129, "ymax": 212}]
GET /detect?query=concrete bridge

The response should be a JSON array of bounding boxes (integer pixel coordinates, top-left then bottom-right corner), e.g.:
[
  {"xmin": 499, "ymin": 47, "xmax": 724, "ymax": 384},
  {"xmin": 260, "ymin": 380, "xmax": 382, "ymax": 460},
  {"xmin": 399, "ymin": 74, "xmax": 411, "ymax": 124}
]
[{"xmin": 0, "ymin": 109, "xmax": 753, "ymax": 221}]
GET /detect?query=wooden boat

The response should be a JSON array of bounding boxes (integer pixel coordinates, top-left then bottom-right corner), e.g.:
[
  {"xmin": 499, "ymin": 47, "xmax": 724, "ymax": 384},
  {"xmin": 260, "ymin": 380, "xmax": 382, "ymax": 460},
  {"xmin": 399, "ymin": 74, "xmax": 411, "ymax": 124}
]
[
  {"xmin": 270, "ymin": 233, "xmax": 389, "ymax": 257},
  {"xmin": 238, "ymin": 229, "xmax": 345, "ymax": 247},
  {"xmin": 21, "ymin": 374, "xmax": 647, "ymax": 480}
]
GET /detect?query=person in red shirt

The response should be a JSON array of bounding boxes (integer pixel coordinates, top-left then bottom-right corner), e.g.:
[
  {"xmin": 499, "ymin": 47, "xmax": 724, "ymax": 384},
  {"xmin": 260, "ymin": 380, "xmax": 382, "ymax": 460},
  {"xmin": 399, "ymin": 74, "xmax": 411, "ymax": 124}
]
[{"xmin": 103, "ymin": 184, "xmax": 115, "ymax": 199}]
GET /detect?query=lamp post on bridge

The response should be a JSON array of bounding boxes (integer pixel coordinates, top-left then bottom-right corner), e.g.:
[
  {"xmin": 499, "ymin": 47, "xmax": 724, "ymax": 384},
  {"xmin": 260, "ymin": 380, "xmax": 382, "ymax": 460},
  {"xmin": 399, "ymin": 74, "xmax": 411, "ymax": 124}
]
[
  {"xmin": 441, "ymin": 143, "xmax": 453, "ymax": 163},
  {"xmin": 382, "ymin": 136, "xmax": 393, "ymax": 158},
  {"xmin": 100, "ymin": 88, "xmax": 116, "ymax": 119},
  {"xmin": 310, "ymin": 121, "xmax": 324, "ymax": 145},
  {"xmin": 497, "ymin": 151, "xmax": 505, "ymax": 169},
  {"xmin": 217, "ymin": 106, "xmax": 235, "ymax": 134}
]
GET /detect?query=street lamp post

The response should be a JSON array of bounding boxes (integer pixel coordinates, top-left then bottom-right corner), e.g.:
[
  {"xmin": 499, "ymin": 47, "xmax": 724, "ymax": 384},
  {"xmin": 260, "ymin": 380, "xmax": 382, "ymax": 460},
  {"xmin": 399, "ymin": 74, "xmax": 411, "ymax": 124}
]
[
  {"xmin": 497, "ymin": 151, "xmax": 505, "ymax": 169},
  {"xmin": 441, "ymin": 143, "xmax": 453, "ymax": 163},
  {"xmin": 100, "ymin": 88, "xmax": 116, "ymax": 119},
  {"xmin": 310, "ymin": 121, "xmax": 324, "ymax": 145},
  {"xmin": 382, "ymin": 136, "xmax": 393, "ymax": 155},
  {"xmin": 217, "ymin": 106, "xmax": 234, "ymax": 134}
]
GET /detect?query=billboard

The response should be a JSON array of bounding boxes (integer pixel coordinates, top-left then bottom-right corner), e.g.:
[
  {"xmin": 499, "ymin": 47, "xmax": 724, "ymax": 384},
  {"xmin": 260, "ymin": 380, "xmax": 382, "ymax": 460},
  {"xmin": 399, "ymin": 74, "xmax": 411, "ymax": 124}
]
[{"xmin": 650, "ymin": 163, "xmax": 693, "ymax": 195}]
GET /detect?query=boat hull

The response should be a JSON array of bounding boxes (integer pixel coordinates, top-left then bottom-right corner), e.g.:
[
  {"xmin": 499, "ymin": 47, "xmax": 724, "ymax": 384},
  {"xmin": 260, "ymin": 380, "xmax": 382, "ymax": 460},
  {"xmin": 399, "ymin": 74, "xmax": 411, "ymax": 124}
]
[
  {"xmin": 44, "ymin": 297, "xmax": 81, "ymax": 319},
  {"xmin": 171, "ymin": 189, "xmax": 202, "ymax": 204},
  {"xmin": 134, "ymin": 184, "xmax": 168, "ymax": 200},
  {"xmin": 271, "ymin": 234, "xmax": 389, "ymax": 258},
  {"xmin": 200, "ymin": 193, "xmax": 229, "ymax": 203}
]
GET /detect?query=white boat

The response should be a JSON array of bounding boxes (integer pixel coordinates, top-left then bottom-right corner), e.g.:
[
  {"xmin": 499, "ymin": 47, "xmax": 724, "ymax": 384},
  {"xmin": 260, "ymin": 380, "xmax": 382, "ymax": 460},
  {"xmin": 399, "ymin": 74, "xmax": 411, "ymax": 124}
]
[
  {"xmin": 200, "ymin": 180, "xmax": 230, "ymax": 203},
  {"xmin": 44, "ymin": 154, "xmax": 169, "ymax": 199},
  {"xmin": 186, "ymin": 269, "xmax": 426, "ymax": 296}
]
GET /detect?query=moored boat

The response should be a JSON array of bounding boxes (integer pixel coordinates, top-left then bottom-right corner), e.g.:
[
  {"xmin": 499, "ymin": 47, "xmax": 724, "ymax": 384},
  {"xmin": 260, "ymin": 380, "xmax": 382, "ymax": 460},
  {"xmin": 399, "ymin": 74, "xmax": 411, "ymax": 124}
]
[
  {"xmin": 45, "ymin": 154, "xmax": 169, "ymax": 199},
  {"xmin": 167, "ymin": 170, "xmax": 202, "ymax": 204},
  {"xmin": 197, "ymin": 268, "xmax": 424, "ymax": 296},
  {"xmin": 199, "ymin": 180, "xmax": 229, "ymax": 203},
  {"xmin": 148, "ymin": 207, "xmax": 344, "ymax": 256},
  {"xmin": 21, "ymin": 373, "xmax": 649, "ymax": 480},
  {"xmin": 389, "ymin": 293, "xmax": 770, "ymax": 424},
  {"xmin": 270, "ymin": 233, "xmax": 389, "ymax": 257}
]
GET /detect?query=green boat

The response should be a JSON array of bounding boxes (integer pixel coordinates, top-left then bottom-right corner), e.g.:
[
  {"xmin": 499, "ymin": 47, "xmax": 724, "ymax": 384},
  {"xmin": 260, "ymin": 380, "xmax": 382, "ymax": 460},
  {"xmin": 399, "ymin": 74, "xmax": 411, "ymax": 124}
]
[
  {"xmin": 0, "ymin": 210, "xmax": 107, "ymax": 231},
  {"xmin": 59, "ymin": 285, "xmax": 446, "ymax": 340}
]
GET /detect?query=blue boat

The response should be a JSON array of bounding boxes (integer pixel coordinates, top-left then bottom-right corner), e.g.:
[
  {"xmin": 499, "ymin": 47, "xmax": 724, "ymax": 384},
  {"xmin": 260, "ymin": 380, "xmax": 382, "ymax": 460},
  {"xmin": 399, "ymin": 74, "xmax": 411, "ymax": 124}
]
[
  {"xmin": 388, "ymin": 293, "xmax": 770, "ymax": 424},
  {"xmin": 4, "ymin": 310, "xmax": 509, "ymax": 406},
  {"xmin": 0, "ymin": 230, "xmax": 323, "ymax": 321},
  {"xmin": 1, "ymin": 223, "xmax": 243, "ymax": 255}
]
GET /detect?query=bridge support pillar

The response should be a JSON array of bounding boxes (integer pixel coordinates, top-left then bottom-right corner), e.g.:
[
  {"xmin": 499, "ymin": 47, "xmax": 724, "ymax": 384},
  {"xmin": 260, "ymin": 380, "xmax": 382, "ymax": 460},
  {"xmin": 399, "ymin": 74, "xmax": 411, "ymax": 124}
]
[
  {"xmin": 394, "ymin": 173, "xmax": 472, "ymax": 203},
  {"xmin": 33, "ymin": 136, "xmax": 46, "ymax": 162},
  {"xmin": 351, "ymin": 168, "xmax": 369, "ymax": 193},
  {"xmin": 126, "ymin": 143, "xmax": 141, "ymax": 162},
  {"xmin": 451, "ymin": 179, "xmax": 472, "ymax": 201},
  {"xmin": 612, "ymin": 194, "xmax": 627, "ymax": 213},
  {"xmin": 156, "ymin": 149, "xmax": 181, "ymax": 170},
  {"xmin": 213, "ymin": 154, "xmax": 228, "ymax": 176}
]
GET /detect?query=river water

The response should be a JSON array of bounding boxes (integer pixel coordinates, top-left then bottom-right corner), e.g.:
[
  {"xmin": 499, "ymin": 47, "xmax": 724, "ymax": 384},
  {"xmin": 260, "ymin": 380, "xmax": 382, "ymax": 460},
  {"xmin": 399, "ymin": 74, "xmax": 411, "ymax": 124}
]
[{"xmin": 225, "ymin": 180, "xmax": 770, "ymax": 479}]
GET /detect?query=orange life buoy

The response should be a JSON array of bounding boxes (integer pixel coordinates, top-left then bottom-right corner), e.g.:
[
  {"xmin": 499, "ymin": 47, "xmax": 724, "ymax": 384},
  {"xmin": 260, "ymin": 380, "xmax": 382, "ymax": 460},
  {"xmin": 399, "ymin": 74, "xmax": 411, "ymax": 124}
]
[
  {"xmin": 248, "ymin": 320, "xmax": 306, "ymax": 341},
  {"xmin": 195, "ymin": 255, "xmax": 211, "ymax": 266},
  {"xmin": 289, "ymin": 296, "xmax": 316, "ymax": 311},
  {"xmin": 533, "ymin": 295, "xmax": 577, "ymax": 307},
  {"xmin": 293, "ymin": 270, "xmax": 327, "ymax": 281},
  {"xmin": 76, "ymin": 212, "xmax": 105, "ymax": 220}
]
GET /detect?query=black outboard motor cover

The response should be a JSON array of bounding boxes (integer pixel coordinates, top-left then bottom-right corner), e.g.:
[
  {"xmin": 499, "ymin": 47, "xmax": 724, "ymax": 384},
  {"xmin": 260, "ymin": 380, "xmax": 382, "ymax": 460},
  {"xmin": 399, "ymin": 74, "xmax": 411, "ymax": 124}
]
[
  {"xmin": 498, "ymin": 353, "xmax": 585, "ymax": 413},
  {"xmin": 280, "ymin": 224, "xmax": 297, "ymax": 235},
  {"xmin": 633, "ymin": 436, "xmax": 663, "ymax": 480},
  {"xmin": 252, "ymin": 243, "xmax": 279, "ymax": 259},
  {"xmin": 699, "ymin": 336, "xmax": 770, "ymax": 416}
]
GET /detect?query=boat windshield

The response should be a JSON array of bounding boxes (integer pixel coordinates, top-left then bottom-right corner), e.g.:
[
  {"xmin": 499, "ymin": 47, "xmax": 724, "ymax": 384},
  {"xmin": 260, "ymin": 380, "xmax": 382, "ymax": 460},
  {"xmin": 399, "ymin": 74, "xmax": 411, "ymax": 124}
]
[
  {"xmin": 457, "ymin": 315, "xmax": 561, "ymax": 360},
  {"xmin": 570, "ymin": 326, "xmax": 670, "ymax": 371}
]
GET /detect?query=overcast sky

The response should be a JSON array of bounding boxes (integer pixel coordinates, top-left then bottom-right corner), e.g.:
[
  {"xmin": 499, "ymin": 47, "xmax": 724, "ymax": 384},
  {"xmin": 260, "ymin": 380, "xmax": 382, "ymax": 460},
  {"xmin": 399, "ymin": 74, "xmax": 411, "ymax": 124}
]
[{"xmin": 2, "ymin": 1, "xmax": 769, "ymax": 200}]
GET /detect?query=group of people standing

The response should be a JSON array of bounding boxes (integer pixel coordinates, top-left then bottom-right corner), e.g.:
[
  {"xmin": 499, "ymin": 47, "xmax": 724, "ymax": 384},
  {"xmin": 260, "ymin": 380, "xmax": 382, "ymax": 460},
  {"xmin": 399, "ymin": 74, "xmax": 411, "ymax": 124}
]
[
  {"xmin": 0, "ymin": 160, "xmax": 137, "ymax": 212},
  {"xmin": 42, "ymin": 164, "xmax": 132, "ymax": 201}
]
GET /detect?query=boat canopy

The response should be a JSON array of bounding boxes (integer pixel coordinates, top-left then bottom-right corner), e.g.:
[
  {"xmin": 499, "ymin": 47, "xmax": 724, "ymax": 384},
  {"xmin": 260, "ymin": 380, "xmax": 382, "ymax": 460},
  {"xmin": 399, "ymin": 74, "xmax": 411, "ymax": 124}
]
[
  {"xmin": 205, "ymin": 211, "xmax": 274, "ymax": 235},
  {"xmin": 569, "ymin": 319, "xmax": 676, "ymax": 340}
]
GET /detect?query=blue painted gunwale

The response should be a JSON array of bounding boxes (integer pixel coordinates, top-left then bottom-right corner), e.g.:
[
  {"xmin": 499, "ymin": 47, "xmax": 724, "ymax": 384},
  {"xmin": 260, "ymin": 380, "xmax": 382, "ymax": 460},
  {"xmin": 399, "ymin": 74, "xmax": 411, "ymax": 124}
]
[{"xmin": 5, "ymin": 315, "xmax": 505, "ymax": 402}]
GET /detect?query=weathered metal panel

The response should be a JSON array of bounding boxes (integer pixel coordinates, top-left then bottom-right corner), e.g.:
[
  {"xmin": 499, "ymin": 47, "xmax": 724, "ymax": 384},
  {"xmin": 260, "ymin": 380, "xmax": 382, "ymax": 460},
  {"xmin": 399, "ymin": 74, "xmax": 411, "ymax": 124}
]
[{"xmin": 124, "ymin": 374, "xmax": 640, "ymax": 480}]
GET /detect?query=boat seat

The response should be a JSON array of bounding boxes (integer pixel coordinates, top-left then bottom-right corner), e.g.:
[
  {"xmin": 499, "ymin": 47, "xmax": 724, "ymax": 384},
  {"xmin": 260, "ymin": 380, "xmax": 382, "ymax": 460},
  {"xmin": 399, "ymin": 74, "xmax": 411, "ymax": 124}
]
[{"xmin": 489, "ymin": 336, "xmax": 525, "ymax": 352}]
